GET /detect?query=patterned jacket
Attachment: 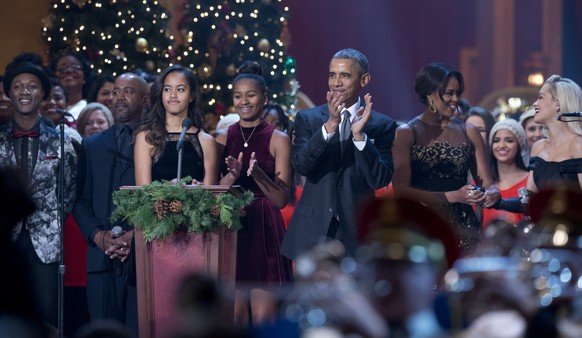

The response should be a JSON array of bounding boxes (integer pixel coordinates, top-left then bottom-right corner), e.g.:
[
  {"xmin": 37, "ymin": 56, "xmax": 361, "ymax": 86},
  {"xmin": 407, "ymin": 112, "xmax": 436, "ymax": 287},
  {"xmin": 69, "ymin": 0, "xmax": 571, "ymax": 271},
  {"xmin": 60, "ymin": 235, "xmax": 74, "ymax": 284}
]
[{"xmin": 0, "ymin": 121, "xmax": 77, "ymax": 263}]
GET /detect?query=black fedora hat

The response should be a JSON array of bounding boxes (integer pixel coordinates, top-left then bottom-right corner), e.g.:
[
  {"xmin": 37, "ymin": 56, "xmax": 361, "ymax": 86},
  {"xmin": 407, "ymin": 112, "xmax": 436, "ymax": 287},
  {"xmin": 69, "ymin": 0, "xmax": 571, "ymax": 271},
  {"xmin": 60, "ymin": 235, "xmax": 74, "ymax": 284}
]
[{"xmin": 3, "ymin": 62, "xmax": 51, "ymax": 100}]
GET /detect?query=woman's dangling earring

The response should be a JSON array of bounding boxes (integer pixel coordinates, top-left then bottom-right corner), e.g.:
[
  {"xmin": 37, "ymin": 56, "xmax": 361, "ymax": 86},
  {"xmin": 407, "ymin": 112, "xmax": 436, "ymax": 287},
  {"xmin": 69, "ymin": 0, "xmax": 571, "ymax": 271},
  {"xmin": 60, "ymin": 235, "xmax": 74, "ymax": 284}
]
[{"xmin": 429, "ymin": 101, "xmax": 437, "ymax": 114}]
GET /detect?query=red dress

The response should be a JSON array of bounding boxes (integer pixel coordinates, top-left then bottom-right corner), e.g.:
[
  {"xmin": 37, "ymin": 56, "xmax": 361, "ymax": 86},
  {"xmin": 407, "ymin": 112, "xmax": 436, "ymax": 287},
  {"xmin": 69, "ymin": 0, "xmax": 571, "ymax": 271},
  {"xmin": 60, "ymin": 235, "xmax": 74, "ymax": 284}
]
[
  {"xmin": 281, "ymin": 185, "xmax": 303, "ymax": 229},
  {"xmin": 481, "ymin": 175, "xmax": 528, "ymax": 227},
  {"xmin": 223, "ymin": 121, "xmax": 293, "ymax": 285}
]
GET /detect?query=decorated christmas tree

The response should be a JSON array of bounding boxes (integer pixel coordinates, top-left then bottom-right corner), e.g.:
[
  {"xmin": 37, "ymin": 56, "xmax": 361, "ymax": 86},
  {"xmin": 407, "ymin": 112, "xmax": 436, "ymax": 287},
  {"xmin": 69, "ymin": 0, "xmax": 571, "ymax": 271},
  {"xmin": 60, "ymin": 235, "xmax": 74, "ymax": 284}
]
[
  {"xmin": 174, "ymin": 0, "xmax": 298, "ymax": 120},
  {"xmin": 42, "ymin": 0, "xmax": 174, "ymax": 76},
  {"xmin": 42, "ymin": 0, "xmax": 298, "ymax": 129}
]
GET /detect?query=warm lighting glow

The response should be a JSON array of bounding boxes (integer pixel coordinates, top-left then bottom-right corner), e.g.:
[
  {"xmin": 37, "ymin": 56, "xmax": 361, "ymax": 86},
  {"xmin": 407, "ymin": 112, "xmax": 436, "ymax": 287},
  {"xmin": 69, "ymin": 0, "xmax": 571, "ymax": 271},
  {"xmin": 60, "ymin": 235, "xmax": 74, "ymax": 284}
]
[
  {"xmin": 528, "ymin": 72, "xmax": 545, "ymax": 86},
  {"xmin": 508, "ymin": 97, "xmax": 522, "ymax": 111}
]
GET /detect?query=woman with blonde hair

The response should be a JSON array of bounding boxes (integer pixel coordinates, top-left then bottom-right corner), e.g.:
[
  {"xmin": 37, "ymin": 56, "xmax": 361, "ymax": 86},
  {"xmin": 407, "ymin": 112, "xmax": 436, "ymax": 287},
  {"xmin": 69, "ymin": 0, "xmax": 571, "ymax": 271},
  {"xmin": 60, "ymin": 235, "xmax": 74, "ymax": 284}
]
[
  {"xmin": 527, "ymin": 75, "xmax": 582, "ymax": 192},
  {"xmin": 77, "ymin": 102, "xmax": 114, "ymax": 138},
  {"xmin": 519, "ymin": 106, "xmax": 546, "ymax": 149}
]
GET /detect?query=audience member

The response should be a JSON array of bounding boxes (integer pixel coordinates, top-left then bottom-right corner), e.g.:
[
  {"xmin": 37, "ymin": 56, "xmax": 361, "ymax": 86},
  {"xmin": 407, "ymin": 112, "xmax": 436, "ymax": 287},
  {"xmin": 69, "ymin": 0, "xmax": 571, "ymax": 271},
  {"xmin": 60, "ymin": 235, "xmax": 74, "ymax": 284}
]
[
  {"xmin": 455, "ymin": 97, "xmax": 472, "ymax": 120},
  {"xmin": 277, "ymin": 239, "xmax": 388, "ymax": 338},
  {"xmin": 215, "ymin": 112, "xmax": 240, "ymax": 133},
  {"xmin": 526, "ymin": 75, "xmax": 582, "ymax": 193},
  {"xmin": 519, "ymin": 106, "xmax": 546, "ymax": 150},
  {"xmin": 445, "ymin": 218, "xmax": 536, "ymax": 337},
  {"xmin": 0, "ymin": 167, "xmax": 50, "ymax": 338},
  {"xmin": 281, "ymin": 48, "xmax": 396, "ymax": 260},
  {"xmin": 76, "ymin": 102, "xmax": 114, "ymax": 138},
  {"xmin": 466, "ymin": 106, "xmax": 496, "ymax": 151},
  {"xmin": 0, "ymin": 61, "xmax": 77, "ymax": 327},
  {"xmin": 170, "ymin": 273, "xmax": 247, "ymax": 338},
  {"xmin": 74, "ymin": 319, "xmax": 136, "ymax": 338},
  {"xmin": 134, "ymin": 64, "xmax": 218, "ymax": 185},
  {"xmin": 0, "ymin": 75, "xmax": 15, "ymax": 124},
  {"xmin": 263, "ymin": 103, "xmax": 290, "ymax": 132},
  {"xmin": 87, "ymin": 74, "xmax": 116, "ymax": 111},
  {"xmin": 39, "ymin": 77, "xmax": 82, "ymax": 145},
  {"xmin": 392, "ymin": 62, "xmax": 500, "ymax": 253},
  {"xmin": 73, "ymin": 73, "xmax": 148, "ymax": 336},
  {"xmin": 481, "ymin": 118, "xmax": 529, "ymax": 227},
  {"xmin": 523, "ymin": 185, "xmax": 582, "ymax": 338},
  {"xmin": 357, "ymin": 195, "xmax": 460, "ymax": 338},
  {"xmin": 51, "ymin": 52, "xmax": 94, "ymax": 119},
  {"xmin": 216, "ymin": 61, "xmax": 293, "ymax": 326}
]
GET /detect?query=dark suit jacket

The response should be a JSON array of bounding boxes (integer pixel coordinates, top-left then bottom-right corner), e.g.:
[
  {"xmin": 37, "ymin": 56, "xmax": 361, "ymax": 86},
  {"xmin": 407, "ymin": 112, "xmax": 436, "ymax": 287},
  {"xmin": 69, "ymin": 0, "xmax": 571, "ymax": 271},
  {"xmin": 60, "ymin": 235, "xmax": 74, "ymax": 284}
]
[
  {"xmin": 281, "ymin": 104, "xmax": 396, "ymax": 259},
  {"xmin": 73, "ymin": 126, "xmax": 135, "ymax": 273}
]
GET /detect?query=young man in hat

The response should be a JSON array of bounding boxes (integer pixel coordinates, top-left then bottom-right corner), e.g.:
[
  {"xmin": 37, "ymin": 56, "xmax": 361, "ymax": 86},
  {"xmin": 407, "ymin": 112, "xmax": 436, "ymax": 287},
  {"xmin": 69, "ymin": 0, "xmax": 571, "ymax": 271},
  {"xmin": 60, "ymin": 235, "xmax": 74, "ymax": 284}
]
[{"xmin": 0, "ymin": 61, "xmax": 77, "ymax": 327}]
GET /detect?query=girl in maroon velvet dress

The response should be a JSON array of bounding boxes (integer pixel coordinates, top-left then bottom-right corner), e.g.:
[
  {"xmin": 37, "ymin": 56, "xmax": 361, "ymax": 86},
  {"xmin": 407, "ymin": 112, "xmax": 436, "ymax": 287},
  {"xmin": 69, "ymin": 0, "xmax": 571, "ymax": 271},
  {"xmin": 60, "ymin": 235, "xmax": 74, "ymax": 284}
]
[{"xmin": 216, "ymin": 62, "xmax": 293, "ymax": 327}]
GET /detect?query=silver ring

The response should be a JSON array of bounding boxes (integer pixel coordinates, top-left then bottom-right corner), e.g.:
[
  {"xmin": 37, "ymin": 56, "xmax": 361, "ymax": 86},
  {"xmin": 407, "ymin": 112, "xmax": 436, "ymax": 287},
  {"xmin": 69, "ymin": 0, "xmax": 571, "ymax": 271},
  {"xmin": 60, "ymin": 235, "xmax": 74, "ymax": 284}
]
[{"xmin": 467, "ymin": 190, "xmax": 475, "ymax": 197}]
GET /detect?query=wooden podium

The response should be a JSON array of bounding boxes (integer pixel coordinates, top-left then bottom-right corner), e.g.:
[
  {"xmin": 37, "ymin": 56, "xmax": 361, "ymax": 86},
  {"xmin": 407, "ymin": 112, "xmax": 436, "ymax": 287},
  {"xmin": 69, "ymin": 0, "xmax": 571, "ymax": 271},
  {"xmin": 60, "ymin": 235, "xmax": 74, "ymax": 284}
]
[{"xmin": 121, "ymin": 185, "xmax": 241, "ymax": 338}]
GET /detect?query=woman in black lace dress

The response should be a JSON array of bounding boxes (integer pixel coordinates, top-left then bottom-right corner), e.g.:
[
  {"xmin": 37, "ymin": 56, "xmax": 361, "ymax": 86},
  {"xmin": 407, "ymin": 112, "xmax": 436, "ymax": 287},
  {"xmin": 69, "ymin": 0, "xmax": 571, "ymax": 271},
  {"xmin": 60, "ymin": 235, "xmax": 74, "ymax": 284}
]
[
  {"xmin": 134, "ymin": 65, "xmax": 218, "ymax": 185},
  {"xmin": 526, "ymin": 74, "xmax": 582, "ymax": 192},
  {"xmin": 392, "ymin": 63, "xmax": 500, "ymax": 252}
]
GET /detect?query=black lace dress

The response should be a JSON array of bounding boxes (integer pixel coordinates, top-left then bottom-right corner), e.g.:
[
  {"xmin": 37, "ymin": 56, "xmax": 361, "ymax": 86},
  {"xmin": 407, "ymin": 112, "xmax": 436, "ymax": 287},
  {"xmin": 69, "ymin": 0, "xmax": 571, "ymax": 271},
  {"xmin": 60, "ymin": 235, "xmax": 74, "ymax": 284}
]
[
  {"xmin": 408, "ymin": 117, "xmax": 481, "ymax": 251},
  {"xmin": 151, "ymin": 132, "xmax": 205, "ymax": 182}
]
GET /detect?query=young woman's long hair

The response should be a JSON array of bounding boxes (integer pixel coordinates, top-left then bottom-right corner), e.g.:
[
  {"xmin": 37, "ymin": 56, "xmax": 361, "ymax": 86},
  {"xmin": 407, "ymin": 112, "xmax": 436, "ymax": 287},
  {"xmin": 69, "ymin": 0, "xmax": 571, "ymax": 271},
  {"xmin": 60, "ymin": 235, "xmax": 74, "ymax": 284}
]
[{"xmin": 137, "ymin": 65, "xmax": 202, "ymax": 151}]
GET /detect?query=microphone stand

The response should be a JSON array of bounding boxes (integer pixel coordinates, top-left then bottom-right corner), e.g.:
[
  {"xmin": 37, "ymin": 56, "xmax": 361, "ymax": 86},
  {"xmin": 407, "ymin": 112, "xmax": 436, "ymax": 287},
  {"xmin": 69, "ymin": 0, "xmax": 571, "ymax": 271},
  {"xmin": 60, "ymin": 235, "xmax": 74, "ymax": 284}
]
[
  {"xmin": 176, "ymin": 140, "xmax": 184, "ymax": 182},
  {"xmin": 57, "ymin": 115, "xmax": 66, "ymax": 338}
]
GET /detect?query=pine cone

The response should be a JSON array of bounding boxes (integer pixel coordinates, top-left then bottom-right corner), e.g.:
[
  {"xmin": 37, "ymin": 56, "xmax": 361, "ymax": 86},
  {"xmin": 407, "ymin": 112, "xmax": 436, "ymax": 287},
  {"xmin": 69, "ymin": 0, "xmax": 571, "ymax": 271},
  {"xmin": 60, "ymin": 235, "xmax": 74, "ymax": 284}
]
[
  {"xmin": 211, "ymin": 205, "xmax": 221, "ymax": 218},
  {"xmin": 169, "ymin": 199, "xmax": 183, "ymax": 213},
  {"xmin": 153, "ymin": 199, "xmax": 169, "ymax": 220}
]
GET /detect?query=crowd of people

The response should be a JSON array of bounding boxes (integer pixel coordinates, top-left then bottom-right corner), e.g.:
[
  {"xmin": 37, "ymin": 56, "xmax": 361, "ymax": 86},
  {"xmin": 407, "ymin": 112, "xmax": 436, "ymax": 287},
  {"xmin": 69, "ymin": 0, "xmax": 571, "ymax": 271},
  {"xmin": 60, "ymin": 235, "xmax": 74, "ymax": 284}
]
[{"xmin": 1, "ymin": 46, "xmax": 582, "ymax": 338}]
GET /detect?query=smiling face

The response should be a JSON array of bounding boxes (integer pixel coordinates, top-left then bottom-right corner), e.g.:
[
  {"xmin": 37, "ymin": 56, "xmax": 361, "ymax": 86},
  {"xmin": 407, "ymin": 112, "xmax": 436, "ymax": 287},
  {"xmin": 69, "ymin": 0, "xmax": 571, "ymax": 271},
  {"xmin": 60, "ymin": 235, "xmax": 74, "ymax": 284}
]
[
  {"xmin": 533, "ymin": 84, "xmax": 560, "ymax": 124},
  {"xmin": 491, "ymin": 129, "xmax": 519, "ymax": 165},
  {"xmin": 55, "ymin": 55, "xmax": 85, "ymax": 91},
  {"xmin": 428, "ymin": 77, "xmax": 461, "ymax": 120},
  {"xmin": 83, "ymin": 109, "xmax": 110, "ymax": 137},
  {"xmin": 40, "ymin": 85, "xmax": 67, "ymax": 124},
  {"xmin": 162, "ymin": 71, "xmax": 192, "ymax": 117},
  {"xmin": 9, "ymin": 73, "xmax": 44, "ymax": 116},
  {"xmin": 523, "ymin": 117, "xmax": 546, "ymax": 148},
  {"xmin": 328, "ymin": 58, "xmax": 369, "ymax": 107},
  {"xmin": 233, "ymin": 77, "xmax": 267, "ymax": 123}
]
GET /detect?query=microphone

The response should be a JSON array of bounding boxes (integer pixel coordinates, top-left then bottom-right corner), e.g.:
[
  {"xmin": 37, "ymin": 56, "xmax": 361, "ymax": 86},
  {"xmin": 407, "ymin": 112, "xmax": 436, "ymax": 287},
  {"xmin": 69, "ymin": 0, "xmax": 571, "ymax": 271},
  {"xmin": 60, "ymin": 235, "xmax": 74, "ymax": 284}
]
[
  {"xmin": 518, "ymin": 187, "xmax": 529, "ymax": 204},
  {"xmin": 111, "ymin": 225, "xmax": 125, "ymax": 276},
  {"xmin": 176, "ymin": 118, "xmax": 193, "ymax": 152},
  {"xmin": 111, "ymin": 225, "xmax": 125, "ymax": 238},
  {"xmin": 55, "ymin": 109, "xmax": 74, "ymax": 117},
  {"xmin": 176, "ymin": 118, "xmax": 193, "ymax": 181},
  {"xmin": 559, "ymin": 112, "xmax": 582, "ymax": 118}
]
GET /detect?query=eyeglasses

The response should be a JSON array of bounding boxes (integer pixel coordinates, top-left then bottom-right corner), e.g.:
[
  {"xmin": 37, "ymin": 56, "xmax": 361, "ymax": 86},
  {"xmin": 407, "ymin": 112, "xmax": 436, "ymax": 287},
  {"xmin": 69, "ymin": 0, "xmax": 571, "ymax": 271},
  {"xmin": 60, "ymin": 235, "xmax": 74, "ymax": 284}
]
[{"xmin": 56, "ymin": 64, "xmax": 82, "ymax": 74}]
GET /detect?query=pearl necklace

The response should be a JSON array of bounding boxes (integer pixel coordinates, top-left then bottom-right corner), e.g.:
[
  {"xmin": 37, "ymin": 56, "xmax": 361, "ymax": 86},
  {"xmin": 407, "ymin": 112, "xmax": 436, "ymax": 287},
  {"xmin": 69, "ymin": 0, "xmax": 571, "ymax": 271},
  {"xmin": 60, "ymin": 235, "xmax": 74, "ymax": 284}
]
[{"xmin": 240, "ymin": 124, "xmax": 258, "ymax": 148}]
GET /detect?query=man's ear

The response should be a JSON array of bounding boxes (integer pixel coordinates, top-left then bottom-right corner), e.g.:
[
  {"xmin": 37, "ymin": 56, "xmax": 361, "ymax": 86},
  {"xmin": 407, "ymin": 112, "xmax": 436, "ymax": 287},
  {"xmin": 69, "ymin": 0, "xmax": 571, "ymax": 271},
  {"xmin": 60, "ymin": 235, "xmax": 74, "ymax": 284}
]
[{"xmin": 361, "ymin": 73, "xmax": 371, "ymax": 87}]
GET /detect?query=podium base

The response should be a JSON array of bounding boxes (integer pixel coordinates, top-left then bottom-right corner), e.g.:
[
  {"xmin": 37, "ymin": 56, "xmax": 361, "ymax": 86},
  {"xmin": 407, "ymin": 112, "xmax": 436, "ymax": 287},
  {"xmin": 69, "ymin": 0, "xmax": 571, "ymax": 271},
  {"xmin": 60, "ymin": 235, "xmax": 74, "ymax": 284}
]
[{"xmin": 134, "ymin": 227, "xmax": 237, "ymax": 338}]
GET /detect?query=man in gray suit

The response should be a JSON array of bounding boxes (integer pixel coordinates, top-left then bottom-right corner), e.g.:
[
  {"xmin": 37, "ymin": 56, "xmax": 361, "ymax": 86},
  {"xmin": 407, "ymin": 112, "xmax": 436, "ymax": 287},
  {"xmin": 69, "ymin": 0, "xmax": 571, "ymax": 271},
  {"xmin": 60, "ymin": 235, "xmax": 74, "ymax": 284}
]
[{"xmin": 281, "ymin": 48, "xmax": 396, "ymax": 260}]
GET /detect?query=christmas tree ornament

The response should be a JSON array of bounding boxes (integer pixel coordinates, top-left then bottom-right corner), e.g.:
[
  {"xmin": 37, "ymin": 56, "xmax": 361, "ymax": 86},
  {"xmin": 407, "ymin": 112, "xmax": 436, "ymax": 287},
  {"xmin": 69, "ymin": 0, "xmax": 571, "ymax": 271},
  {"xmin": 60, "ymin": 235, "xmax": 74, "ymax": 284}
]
[
  {"xmin": 146, "ymin": 60, "xmax": 155, "ymax": 72},
  {"xmin": 225, "ymin": 63, "xmax": 237, "ymax": 76},
  {"xmin": 257, "ymin": 38, "xmax": 271, "ymax": 52},
  {"xmin": 135, "ymin": 37, "xmax": 149, "ymax": 53},
  {"xmin": 73, "ymin": 0, "xmax": 88, "ymax": 8}
]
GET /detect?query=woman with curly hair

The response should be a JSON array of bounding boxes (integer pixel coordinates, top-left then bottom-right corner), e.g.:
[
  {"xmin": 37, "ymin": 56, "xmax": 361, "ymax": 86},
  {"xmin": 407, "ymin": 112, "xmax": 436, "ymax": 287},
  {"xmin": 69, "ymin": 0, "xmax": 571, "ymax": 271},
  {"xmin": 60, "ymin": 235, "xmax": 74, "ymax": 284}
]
[{"xmin": 134, "ymin": 64, "xmax": 218, "ymax": 185}]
